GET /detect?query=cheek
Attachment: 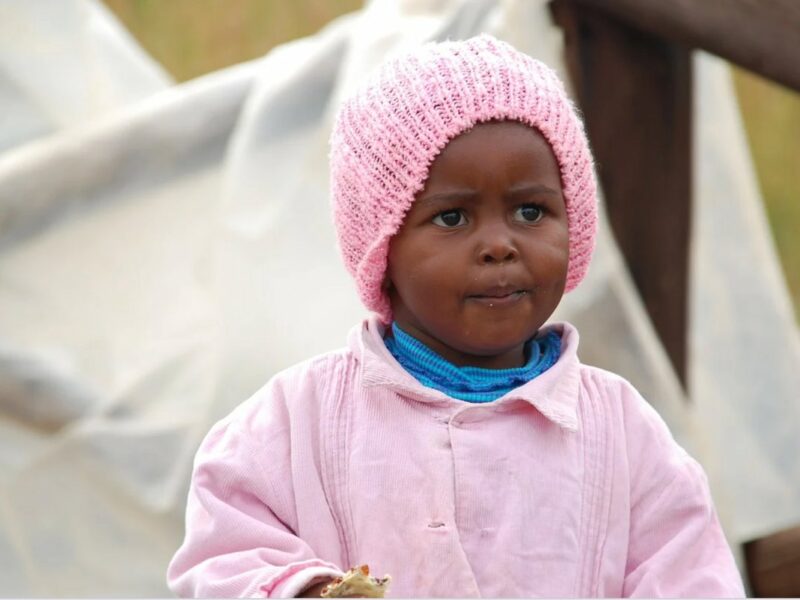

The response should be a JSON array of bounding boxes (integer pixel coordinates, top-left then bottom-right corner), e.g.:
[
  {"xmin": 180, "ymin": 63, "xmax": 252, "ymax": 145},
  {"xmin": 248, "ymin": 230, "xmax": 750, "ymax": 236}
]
[
  {"xmin": 389, "ymin": 257, "xmax": 465, "ymax": 324},
  {"xmin": 395, "ymin": 259, "xmax": 452, "ymax": 297},
  {"xmin": 385, "ymin": 244, "xmax": 407, "ymax": 288},
  {"xmin": 528, "ymin": 237, "xmax": 570, "ymax": 291},
  {"xmin": 389, "ymin": 238, "xmax": 448, "ymax": 287}
]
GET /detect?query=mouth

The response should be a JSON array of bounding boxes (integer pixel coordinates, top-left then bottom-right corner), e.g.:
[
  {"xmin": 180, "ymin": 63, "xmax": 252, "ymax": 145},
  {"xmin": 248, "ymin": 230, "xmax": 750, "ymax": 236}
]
[{"xmin": 466, "ymin": 286, "xmax": 530, "ymax": 308}]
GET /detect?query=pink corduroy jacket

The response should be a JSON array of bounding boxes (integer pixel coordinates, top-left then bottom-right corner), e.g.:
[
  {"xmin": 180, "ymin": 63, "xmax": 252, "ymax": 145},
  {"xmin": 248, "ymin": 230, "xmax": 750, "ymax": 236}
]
[{"xmin": 167, "ymin": 319, "xmax": 744, "ymax": 598}]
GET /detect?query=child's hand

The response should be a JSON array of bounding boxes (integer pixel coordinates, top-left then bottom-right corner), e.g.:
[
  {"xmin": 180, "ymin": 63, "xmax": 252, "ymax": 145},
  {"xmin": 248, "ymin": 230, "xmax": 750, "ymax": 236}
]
[
  {"xmin": 297, "ymin": 578, "xmax": 335, "ymax": 597},
  {"xmin": 300, "ymin": 565, "xmax": 390, "ymax": 597},
  {"xmin": 296, "ymin": 578, "xmax": 369, "ymax": 598}
]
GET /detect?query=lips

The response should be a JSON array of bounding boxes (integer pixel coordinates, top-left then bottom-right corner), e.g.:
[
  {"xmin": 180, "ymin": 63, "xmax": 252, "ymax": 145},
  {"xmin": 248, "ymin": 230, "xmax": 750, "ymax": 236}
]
[
  {"xmin": 466, "ymin": 284, "xmax": 530, "ymax": 307},
  {"xmin": 471, "ymin": 284, "xmax": 525, "ymax": 298}
]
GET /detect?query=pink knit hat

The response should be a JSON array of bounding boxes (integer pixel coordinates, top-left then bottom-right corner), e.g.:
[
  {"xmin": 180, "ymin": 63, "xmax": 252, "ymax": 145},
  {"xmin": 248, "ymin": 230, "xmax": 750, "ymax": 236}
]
[{"xmin": 330, "ymin": 34, "xmax": 597, "ymax": 323}]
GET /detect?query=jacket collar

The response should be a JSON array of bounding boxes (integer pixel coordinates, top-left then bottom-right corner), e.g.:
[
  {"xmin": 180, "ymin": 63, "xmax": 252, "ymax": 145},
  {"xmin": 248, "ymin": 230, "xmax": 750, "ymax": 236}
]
[{"xmin": 348, "ymin": 316, "xmax": 581, "ymax": 432}]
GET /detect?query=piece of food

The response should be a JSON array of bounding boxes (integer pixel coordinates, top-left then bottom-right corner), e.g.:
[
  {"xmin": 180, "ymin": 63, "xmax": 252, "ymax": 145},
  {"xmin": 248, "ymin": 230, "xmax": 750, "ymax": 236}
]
[{"xmin": 321, "ymin": 565, "xmax": 391, "ymax": 598}]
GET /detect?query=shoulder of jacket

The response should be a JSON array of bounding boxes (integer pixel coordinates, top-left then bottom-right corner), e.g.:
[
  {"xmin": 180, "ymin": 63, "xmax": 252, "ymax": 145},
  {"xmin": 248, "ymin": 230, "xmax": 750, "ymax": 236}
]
[
  {"xmin": 576, "ymin": 363, "xmax": 661, "ymax": 424},
  {"xmin": 219, "ymin": 347, "xmax": 358, "ymax": 435},
  {"xmin": 577, "ymin": 362, "xmax": 632, "ymax": 394},
  {"xmin": 271, "ymin": 345, "xmax": 358, "ymax": 385},
  {"xmin": 577, "ymin": 363, "xmax": 678, "ymax": 441}
]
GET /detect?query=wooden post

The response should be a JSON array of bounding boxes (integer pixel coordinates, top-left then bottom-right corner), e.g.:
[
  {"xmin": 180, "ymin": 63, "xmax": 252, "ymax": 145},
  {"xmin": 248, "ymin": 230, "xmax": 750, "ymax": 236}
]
[
  {"xmin": 744, "ymin": 525, "xmax": 800, "ymax": 597},
  {"xmin": 550, "ymin": 0, "xmax": 692, "ymax": 385}
]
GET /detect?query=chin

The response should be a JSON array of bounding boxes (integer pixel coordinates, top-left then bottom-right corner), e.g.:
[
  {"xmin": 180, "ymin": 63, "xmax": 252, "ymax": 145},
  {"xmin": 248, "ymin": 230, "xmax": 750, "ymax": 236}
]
[{"xmin": 475, "ymin": 318, "xmax": 540, "ymax": 341}]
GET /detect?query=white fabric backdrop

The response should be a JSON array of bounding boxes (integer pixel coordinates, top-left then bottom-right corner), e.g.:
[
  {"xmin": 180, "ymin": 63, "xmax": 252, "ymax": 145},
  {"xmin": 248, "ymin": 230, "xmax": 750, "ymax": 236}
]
[
  {"xmin": 0, "ymin": 0, "xmax": 171, "ymax": 153},
  {"xmin": 0, "ymin": 0, "xmax": 798, "ymax": 595}
]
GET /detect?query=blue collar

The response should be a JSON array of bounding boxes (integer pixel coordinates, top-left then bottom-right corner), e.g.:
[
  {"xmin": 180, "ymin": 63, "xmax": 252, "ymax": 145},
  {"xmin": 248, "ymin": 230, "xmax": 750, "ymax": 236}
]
[{"xmin": 383, "ymin": 323, "xmax": 561, "ymax": 403}]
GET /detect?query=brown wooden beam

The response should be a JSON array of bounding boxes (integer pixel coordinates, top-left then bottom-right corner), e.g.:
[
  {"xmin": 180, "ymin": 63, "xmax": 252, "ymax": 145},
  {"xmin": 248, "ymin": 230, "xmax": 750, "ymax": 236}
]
[
  {"xmin": 565, "ymin": 0, "xmax": 800, "ymax": 92},
  {"xmin": 550, "ymin": 0, "xmax": 692, "ymax": 385},
  {"xmin": 744, "ymin": 525, "xmax": 800, "ymax": 597}
]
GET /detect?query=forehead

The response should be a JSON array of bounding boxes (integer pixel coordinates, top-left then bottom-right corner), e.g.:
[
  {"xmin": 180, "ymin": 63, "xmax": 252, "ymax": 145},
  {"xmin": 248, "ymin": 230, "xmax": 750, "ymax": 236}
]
[{"xmin": 421, "ymin": 120, "xmax": 563, "ymax": 192}]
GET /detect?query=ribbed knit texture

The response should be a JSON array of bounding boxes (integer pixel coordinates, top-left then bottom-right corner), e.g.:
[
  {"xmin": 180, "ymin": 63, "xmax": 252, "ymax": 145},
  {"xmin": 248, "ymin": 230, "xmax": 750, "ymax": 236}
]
[
  {"xmin": 384, "ymin": 323, "xmax": 561, "ymax": 403},
  {"xmin": 330, "ymin": 34, "xmax": 598, "ymax": 323}
]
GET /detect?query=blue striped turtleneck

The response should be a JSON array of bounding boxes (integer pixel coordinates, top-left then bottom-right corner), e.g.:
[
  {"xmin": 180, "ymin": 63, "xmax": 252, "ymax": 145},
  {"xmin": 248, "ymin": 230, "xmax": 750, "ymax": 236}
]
[{"xmin": 384, "ymin": 322, "xmax": 561, "ymax": 403}]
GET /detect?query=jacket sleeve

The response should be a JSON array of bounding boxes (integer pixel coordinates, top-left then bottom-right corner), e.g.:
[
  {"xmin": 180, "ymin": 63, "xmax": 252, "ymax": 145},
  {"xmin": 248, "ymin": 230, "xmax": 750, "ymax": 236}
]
[
  {"xmin": 167, "ymin": 385, "xmax": 344, "ymax": 598},
  {"xmin": 619, "ymin": 381, "xmax": 745, "ymax": 598}
]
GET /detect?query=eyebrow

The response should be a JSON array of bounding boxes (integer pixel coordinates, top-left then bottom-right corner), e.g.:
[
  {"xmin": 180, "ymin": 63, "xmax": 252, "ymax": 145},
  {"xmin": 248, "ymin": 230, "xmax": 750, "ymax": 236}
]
[
  {"xmin": 506, "ymin": 183, "xmax": 561, "ymax": 197},
  {"xmin": 416, "ymin": 190, "xmax": 480, "ymax": 206},
  {"xmin": 418, "ymin": 183, "xmax": 560, "ymax": 205}
]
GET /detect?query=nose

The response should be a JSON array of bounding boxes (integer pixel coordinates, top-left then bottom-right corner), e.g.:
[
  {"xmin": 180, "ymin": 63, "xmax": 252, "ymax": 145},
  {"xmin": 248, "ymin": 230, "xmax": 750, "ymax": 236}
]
[{"xmin": 477, "ymin": 223, "xmax": 519, "ymax": 264}]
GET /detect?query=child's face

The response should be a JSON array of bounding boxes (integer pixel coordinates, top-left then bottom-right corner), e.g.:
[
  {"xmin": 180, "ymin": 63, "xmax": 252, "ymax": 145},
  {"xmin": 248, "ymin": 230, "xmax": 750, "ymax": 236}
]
[{"xmin": 386, "ymin": 120, "xmax": 569, "ymax": 369}]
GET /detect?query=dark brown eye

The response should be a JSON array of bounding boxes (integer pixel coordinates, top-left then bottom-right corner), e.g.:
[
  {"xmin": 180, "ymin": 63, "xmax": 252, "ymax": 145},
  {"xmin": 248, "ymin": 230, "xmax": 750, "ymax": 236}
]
[
  {"xmin": 433, "ymin": 210, "xmax": 467, "ymax": 227},
  {"xmin": 515, "ymin": 205, "xmax": 544, "ymax": 223}
]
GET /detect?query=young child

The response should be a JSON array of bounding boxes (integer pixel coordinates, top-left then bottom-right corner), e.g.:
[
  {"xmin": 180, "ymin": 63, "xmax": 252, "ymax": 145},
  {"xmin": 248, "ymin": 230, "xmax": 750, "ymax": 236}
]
[{"xmin": 167, "ymin": 35, "xmax": 744, "ymax": 597}]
